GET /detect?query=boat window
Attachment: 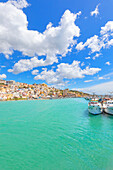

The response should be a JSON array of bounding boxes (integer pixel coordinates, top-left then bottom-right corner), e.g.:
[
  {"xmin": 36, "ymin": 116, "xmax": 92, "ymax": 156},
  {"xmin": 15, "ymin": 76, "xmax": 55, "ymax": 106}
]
[{"xmin": 107, "ymin": 102, "xmax": 113, "ymax": 104}]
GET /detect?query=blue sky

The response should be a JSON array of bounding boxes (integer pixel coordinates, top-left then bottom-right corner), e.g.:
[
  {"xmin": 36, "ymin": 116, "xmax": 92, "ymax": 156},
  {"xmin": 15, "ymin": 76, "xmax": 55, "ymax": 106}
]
[{"xmin": 0, "ymin": 0, "xmax": 113, "ymax": 94}]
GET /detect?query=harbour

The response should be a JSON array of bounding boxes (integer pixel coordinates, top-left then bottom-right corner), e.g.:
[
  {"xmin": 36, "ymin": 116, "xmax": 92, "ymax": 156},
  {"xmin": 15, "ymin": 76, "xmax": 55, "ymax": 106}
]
[
  {"xmin": 0, "ymin": 0, "xmax": 113, "ymax": 169},
  {"xmin": 0, "ymin": 98, "xmax": 113, "ymax": 169}
]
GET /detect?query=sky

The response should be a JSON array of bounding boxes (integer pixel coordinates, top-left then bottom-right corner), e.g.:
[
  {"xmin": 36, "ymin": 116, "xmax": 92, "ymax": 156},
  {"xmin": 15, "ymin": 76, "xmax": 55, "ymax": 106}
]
[{"xmin": 0, "ymin": 0, "xmax": 113, "ymax": 94}]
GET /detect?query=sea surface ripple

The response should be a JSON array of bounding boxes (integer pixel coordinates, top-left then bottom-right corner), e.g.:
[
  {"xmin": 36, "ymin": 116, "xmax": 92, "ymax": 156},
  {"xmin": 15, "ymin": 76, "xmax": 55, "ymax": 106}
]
[{"xmin": 0, "ymin": 98, "xmax": 113, "ymax": 170}]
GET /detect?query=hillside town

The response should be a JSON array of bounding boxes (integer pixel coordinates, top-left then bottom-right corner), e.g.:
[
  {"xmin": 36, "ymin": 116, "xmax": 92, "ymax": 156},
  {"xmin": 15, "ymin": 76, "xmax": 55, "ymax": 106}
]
[{"xmin": 0, "ymin": 79, "xmax": 89, "ymax": 101}]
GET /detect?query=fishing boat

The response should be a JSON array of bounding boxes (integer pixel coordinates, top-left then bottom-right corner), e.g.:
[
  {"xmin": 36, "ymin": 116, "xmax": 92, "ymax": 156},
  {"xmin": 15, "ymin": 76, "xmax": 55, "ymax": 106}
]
[
  {"xmin": 88, "ymin": 99, "xmax": 103, "ymax": 115},
  {"xmin": 103, "ymin": 100, "xmax": 113, "ymax": 115}
]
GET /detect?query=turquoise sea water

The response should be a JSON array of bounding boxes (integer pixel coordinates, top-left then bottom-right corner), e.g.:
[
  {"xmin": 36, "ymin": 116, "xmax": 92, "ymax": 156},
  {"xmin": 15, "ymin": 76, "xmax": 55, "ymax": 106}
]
[{"xmin": 0, "ymin": 98, "xmax": 113, "ymax": 170}]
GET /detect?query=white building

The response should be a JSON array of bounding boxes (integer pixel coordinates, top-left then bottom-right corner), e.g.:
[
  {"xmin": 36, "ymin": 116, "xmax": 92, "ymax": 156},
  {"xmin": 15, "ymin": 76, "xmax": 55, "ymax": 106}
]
[
  {"xmin": 0, "ymin": 79, "xmax": 6, "ymax": 84},
  {"xmin": 6, "ymin": 80, "xmax": 15, "ymax": 85}
]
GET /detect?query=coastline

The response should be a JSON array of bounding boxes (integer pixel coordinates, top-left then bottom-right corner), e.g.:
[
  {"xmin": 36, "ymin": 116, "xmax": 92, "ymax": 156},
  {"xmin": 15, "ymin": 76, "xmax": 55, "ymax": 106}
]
[
  {"xmin": 0, "ymin": 82, "xmax": 89, "ymax": 102},
  {"xmin": 0, "ymin": 96, "xmax": 81, "ymax": 102}
]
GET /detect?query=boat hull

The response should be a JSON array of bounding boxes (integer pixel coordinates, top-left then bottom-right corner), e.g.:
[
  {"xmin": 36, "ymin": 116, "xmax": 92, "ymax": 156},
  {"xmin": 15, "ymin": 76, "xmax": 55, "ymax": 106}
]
[
  {"xmin": 88, "ymin": 105, "xmax": 103, "ymax": 115},
  {"xmin": 104, "ymin": 107, "xmax": 113, "ymax": 115}
]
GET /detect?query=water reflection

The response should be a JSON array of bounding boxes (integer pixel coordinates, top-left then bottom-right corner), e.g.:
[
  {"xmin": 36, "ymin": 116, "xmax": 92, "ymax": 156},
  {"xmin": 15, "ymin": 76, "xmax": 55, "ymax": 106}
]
[
  {"xmin": 87, "ymin": 111, "xmax": 103, "ymax": 130},
  {"xmin": 102, "ymin": 112, "xmax": 113, "ymax": 119}
]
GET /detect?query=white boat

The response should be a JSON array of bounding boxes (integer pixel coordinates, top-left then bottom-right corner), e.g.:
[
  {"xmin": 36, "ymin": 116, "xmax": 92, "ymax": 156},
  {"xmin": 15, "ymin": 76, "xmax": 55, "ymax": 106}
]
[
  {"xmin": 88, "ymin": 99, "xmax": 103, "ymax": 115},
  {"xmin": 103, "ymin": 100, "xmax": 113, "ymax": 115}
]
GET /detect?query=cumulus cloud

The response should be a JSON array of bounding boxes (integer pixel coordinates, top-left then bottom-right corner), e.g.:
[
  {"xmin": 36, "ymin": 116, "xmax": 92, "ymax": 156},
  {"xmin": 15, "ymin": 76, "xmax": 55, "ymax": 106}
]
[
  {"xmin": 107, "ymin": 39, "xmax": 113, "ymax": 47},
  {"xmin": 76, "ymin": 35, "xmax": 105, "ymax": 53},
  {"xmin": 100, "ymin": 21, "xmax": 113, "ymax": 35},
  {"xmin": 76, "ymin": 21, "xmax": 113, "ymax": 54},
  {"xmin": 77, "ymin": 81, "xmax": 113, "ymax": 95},
  {"xmin": 8, "ymin": 56, "xmax": 58, "ymax": 74},
  {"xmin": 0, "ymin": 1, "xmax": 82, "ymax": 73},
  {"xmin": 76, "ymin": 42, "xmax": 84, "ymax": 51},
  {"xmin": 8, "ymin": 0, "xmax": 29, "ymax": 9},
  {"xmin": 90, "ymin": 4, "xmax": 100, "ymax": 17},
  {"xmin": 5, "ymin": 54, "xmax": 10, "ymax": 59},
  {"xmin": 105, "ymin": 61, "xmax": 111, "ymax": 65},
  {"xmin": 0, "ymin": 74, "xmax": 7, "ymax": 79},
  {"xmin": 92, "ymin": 53, "xmax": 101, "ymax": 60},
  {"xmin": 31, "ymin": 69, "xmax": 39, "ymax": 75},
  {"xmin": 34, "ymin": 60, "xmax": 101, "ymax": 86}
]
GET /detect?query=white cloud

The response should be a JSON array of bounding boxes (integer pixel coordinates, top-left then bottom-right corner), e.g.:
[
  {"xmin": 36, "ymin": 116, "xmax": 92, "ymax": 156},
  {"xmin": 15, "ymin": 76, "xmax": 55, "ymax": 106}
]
[
  {"xmin": 1, "ymin": 66, "xmax": 6, "ymax": 68},
  {"xmin": 85, "ymin": 36, "xmax": 104, "ymax": 53},
  {"xmin": 76, "ymin": 35, "xmax": 105, "ymax": 53},
  {"xmin": 34, "ymin": 69, "xmax": 58, "ymax": 84},
  {"xmin": 5, "ymin": 54, "xmax": 10, "ymax": 59},
  {"xmin": 98, "ymin": 76, "xmax": 110, "ymax": 80},
  {"xmin": 81, "ymin": 62, "xmax": 85, "ymax": 66},
  {"xmin": 105, "ymin": 61, "xmax": 111, "ymax": 65},
  {"xmin": 84, "ymin": 80, "xmax": 93, "ymax": 83},
  {"xmin": 77, "ymin": 81, "xmax": 113, "ymax": 95},
  {"xmin": 0, "ymin": 74, "xmax": 7, "ymax": 79},
  {"xmin": 107, "ymin": 39, "xmax": 113, "ymax": 47},
  {"xmin": 90, "ymin": 4, "xmax": 100, "ymax": 17},
  {"xmin": 98, "ymin": 76, "xmax": 104, "ymax": 80},
  {"xmin": 100, "ymin": 21, "xmax": 113, "ymax": 35},
  {"xmin": 98, "ymin": 72, "xmax": 113, "ymax": 80},
  {"xmin": 8, "ymin": 56, "xmax": 58, "ymax": 74},
  {"xmin": 76, "ymin": 42, "xmax": 84, "ymax": 51},
  {"xmin": 100, "ymin": 21, "xmax": 113, "ymax": 49},
  {"xmin": 76, "ymin": 21, "xmax": 113, "ymax": 54},
  {"xmin": 31, "ymin": 69, "xmax": 39, "ymax": 75},
  {"xmin": 8, "ymin": 0, "xmax": 29, "ymax": 9},
  {"xmin": 76, "ymin": 20, "xmax": 113, "ymax": 54},
  {"xmin": 0, "ymin": 1, "xmax": 81, "ymax": 73},
  {"xmin": 85, "ymin": 56, "xmax": 90, "ymax": 60},
  {"xmin": 34, "ymin": 60, "xmax": 101, "ymax": 86},
  {"xmin": 92, "ymin": 53, "xmax": 101, "ymax": 60}
]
